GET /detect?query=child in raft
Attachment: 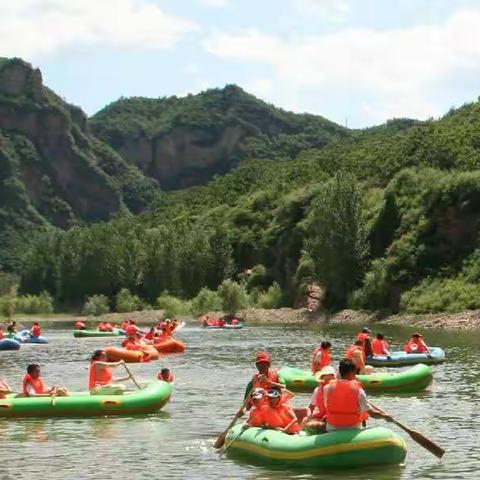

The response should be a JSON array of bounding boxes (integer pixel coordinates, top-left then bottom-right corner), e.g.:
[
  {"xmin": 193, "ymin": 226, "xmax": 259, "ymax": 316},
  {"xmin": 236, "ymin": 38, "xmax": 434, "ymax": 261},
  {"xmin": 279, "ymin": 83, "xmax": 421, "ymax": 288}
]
[
  {"xmin": 89, "ymin": 350, "xmax": 130, "ymax": 395},
  {"xmin": 311, "ymin": 341, "xmax": 332, "ymax": 374},
  {"xmin": 30, "ymin": 322, "xmax": 41, "ymax": 338},
  {"xmin": 22, "ymin": 364, "xmax": 69, "ymax": 397}
]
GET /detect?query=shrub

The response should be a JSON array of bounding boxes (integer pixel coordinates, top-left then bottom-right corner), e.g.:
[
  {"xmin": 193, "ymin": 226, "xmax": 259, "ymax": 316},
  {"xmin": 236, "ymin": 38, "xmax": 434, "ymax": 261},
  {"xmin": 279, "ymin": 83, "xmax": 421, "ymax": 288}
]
[
  {"xmin": 190, "ymin": 288, "xmax": 221, "ymax": 317},
  {"xmin": 156, "ymin": 292, "xmax": 190, "ymax": 318},
  {"xmin": 217, "ymin": 280, "xmax": 249, "ymax": 316},
  {"xmin": 115, "ymin": 288, "xmax": 143, "ymax": 313},
  {"xmin": 83, "ymin": 294, "xmax": 110, "ymax": 316},
  {"xmin": 257, "ymin": 282, "xmax": 283, "ymax": 309},
  {"xmin": 0, "ymin": 291, "xmax": 53, "ymax": 315}
]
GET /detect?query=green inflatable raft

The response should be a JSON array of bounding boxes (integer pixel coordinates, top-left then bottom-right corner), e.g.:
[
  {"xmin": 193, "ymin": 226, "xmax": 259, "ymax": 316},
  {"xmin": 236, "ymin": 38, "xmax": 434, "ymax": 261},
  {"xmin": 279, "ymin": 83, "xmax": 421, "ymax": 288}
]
[
  {"xmin": 224, "ymin": 424, "xmax": 406, "ymax": 469},
  {"xmin": 73, "ymin": 329, "xmax": 125, "ymax": 338},
  {"xmin": 0, "ymin": 380, "xmax": 171, "ymax": 418},
  {"xmin": 278, "ymin": 364, "xmax": 432, "ymax": 393}
]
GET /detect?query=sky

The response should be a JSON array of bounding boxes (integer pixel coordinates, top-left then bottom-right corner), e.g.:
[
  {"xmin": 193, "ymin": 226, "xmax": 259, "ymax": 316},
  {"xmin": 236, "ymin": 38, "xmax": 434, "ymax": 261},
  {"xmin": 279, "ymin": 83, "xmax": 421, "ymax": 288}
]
[{"xmin": 2, "ymin": 0, "xmax": 480, "ymax": 127}]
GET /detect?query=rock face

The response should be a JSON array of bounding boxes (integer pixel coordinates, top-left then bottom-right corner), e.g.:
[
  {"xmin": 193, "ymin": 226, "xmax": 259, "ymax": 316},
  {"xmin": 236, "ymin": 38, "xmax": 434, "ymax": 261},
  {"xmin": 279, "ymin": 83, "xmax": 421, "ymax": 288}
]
[
  {"xmin": 0, "ymin": 58, "xmax": 158, "ymax": 232},
  {"xmin": 91, "ymin": 85, "xmax": 346, "ymax": 190}
]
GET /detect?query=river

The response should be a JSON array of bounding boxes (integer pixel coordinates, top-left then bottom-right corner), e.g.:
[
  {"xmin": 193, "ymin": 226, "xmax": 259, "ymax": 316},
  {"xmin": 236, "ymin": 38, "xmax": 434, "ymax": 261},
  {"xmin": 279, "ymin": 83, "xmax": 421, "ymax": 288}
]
[{"xmin": 0, "ymin": 323, "xmax": 478, "ymax": 479}]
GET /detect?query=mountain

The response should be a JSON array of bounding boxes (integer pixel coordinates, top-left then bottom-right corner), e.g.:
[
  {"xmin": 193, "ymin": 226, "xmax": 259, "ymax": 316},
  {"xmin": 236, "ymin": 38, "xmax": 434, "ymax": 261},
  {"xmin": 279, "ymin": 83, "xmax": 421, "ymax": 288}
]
[
  {"xmin": 0, "ymin": 57, "xmax": 159, "ymax": 236},
  {"xmin": 90, "ymin": 85, "xmax": 347, "ymax": 189}
]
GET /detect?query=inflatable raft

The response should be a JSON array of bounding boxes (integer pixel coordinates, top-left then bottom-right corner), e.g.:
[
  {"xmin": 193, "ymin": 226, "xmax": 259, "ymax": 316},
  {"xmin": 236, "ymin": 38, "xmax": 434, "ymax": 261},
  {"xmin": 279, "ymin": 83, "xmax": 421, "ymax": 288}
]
[
  {"xmin": 105, "ymin": 345, "xmax": 159, "ymax": 363},
  {"xmin": 154, "ymin": 338, "xmax": 186, "ymax": 354},
  {"xmin": 0, "ymin": 380, "xmax": 172, "ymax": 418},
  {"xmin": 203, "ymin": 324, "xmax": 244, "ymax": 329},
  {"xmin": 14, "ymin": 330, "xmax": 48, "ymax": 344},
  {"xmin": 73, "ymin": 329, "xmax": 125, "ymax": 338},
  {"xmin": 0, "ymin": 338, "xmax": 21, "ymax": 351},
  {"xmin": 366, "ymin": 347, "xmax": 446, "ymax": 367},
  {"xmin": 224, "ymin": 425, "xmax": 406, "ymax": 468},
  {"xmin": 278, "ymin": 364, "xmax": 433, "ymax": 393}
]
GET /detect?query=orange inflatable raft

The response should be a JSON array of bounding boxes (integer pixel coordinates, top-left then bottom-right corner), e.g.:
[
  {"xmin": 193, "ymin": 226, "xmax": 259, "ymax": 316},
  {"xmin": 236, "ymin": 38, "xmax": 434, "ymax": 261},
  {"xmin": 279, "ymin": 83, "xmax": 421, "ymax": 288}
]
[
  {"xmin": 154, "ymin": 338, "xmax": 186, "ymax": 354},
  {"xmin": 105, "ymin": 345, "xmax": 160, "ymax": 363}
]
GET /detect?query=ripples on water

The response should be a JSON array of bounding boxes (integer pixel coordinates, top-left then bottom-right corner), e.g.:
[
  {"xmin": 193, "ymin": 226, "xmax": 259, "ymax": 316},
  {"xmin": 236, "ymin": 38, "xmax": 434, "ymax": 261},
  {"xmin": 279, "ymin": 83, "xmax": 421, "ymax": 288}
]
[{"xmin": 0, "ymin": 323, "xmax": 479, "ymax": 479}]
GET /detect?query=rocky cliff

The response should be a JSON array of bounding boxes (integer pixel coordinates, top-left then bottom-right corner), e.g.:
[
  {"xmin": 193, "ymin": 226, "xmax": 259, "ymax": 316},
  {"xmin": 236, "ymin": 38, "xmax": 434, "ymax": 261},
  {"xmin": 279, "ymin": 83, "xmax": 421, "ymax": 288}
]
[{"xmin": 0, "ymin": 58, "xmax": 159, "ymax": 233}]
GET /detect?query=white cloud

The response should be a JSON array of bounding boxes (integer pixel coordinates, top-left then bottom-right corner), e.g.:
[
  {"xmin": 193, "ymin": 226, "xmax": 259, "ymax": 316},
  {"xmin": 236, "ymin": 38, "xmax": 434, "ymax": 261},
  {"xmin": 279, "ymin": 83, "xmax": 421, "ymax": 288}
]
[
  {"xmin": 204, "ymin": 8, "xmax": 480, "ymax": 121},
  {"xmin": 294, "ymin": 0, "xmax": 350, "ymax": 22},
  {"xmin": 0, "ymin": 0, "xmax": 197, "ymax": 59},
  {"xmin": 196, "ymin": 0, "xmax": 231, "ymax": 8}
]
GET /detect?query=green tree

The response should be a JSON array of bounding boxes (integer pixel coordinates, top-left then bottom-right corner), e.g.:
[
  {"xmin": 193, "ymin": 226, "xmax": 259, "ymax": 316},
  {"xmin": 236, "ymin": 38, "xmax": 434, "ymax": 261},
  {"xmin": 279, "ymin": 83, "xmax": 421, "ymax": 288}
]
[
  {"xmin": 217, "ymin": 279, "xmax": 249, "ymax": 316},
  {"xmin": 83, "ymin": 294, "xmax": 110, "ymax": 316},
  {"xmin": 305, "ymin": 173, "xmax": 369, "ymax": 309},
  {"xmin": 190, "ymin": 287, "xmax": 221, "ymax": 317}
]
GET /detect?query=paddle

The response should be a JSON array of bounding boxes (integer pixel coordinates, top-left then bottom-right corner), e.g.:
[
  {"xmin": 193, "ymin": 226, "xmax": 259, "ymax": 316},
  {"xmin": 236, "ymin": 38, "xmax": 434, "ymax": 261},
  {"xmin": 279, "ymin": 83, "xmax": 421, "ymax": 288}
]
[
  {"xmin": 213, "ymin": 392, "xmax": 253, "ymax": 449},
  {"xmin": 220, "ymin": 424, "xmax": 249, "ymax": 457},
  {"xmin": 122, "ymin": 363, "xmax": 142, "ymax": 390},
  {"xmin": 50, "ymin": 386, "xmax": 57, "ymax": 407},
  {"xmin": 370, "ymin": 402, "xmax": 445, "ymax": 458}
]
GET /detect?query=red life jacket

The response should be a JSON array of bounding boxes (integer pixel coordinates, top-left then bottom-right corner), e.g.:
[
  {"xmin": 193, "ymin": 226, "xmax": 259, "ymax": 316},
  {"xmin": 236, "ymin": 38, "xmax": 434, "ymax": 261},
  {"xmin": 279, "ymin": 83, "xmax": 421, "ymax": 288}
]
[
  {"xmin": 75, "ymin": 321, "xmax": 86, "ymax": 330},
  {"xmin": 311, "ymin": 348, "xmax": 332, "ymax": 373},
  {"xmin": 404, "ymin": 339, "xmax": 428, "ymax": 353},
  {"xmin": 371, "ymin": 338, "xmax": 389, "ymax": 355},
  {"xmin": 88, "ymin": 361, "xmax": 112, "ymax": 389},
  {"xmin": 0, "ymin": 330, "xmax": 4, "ymax": 340},
  {"xmin": 252, "ymin": 368, "xmax": 279, "ymax": 390},
  {"xmin": 247, "ymin": 404, "xmax": 267, "ymax": 427},
  {"xmin": 22, "ymin": 374, "xmax": 46, "ymax": 395},
  {"xmin": 325, "ymin": 379, "xmax": 362, "ymax": 428},
  {"xmin": 311, "ymin": 383, "xmax": 327, "ymax": 419},
  {"xmin": 31, "ymin": 325, "xmax": 41, "ymax": 337},
  {"xmin": 157, "ymin": 372, "xmax": 174, "ymax": 383},
  {"xmin": 345, "ymin": 345, "xmax": 365, "ymax": 369}
]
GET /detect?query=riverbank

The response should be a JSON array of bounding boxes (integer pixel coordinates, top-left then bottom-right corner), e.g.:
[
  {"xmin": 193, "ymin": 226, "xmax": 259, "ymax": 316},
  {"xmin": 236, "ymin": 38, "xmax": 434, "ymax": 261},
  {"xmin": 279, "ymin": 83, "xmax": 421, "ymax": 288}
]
[{"xmin": 3, "ymin": 307, "xmax": 480, "ymax": 330}]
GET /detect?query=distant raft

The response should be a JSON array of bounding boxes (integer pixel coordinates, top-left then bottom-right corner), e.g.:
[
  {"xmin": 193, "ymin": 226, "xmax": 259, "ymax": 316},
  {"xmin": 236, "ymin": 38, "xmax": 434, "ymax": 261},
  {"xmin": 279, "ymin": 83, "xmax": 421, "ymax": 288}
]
[
  {"xmin": 224, "ymin": 425, "xmax": 406, "ymax": 469},
  {"xmin": 366, "ymin": 347, "xmax": 446, "ymax": 367},
  {"xmin": 202, "ymin": 323, "xmax": 244, "ymax": 329},
  {"xmin": 14, "ymin": 330, "xmax": 48, "ymax": 344},
  {"xmin": 73, "ymin": 329, "xmax": 125, "ymax": 338},
  {"xmin": 0, "ymin": 380, "xmax": 172, "ymax": 418},
  {"xmin": 278, "ymin": 364, "xmax": 433, "ymax": 394},
  {"xmin": 154, "ymin": 338, "xmax": 186, "ymax": 354},
  {"xmin": 104, "ymin": 345, "xmax": 159, "ymax": 363},
  {"xmin": 0, "ymin": 338, "xmax": 21, "ymax": 351}
]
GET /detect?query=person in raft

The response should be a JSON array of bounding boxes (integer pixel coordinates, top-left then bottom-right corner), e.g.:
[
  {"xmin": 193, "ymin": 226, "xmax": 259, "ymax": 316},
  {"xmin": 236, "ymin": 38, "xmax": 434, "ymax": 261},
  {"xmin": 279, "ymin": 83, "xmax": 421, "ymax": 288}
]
[
  {"xmin": 356, "ymin": 327, "xmax": 372, "ymax": 343},
  {"xmin": 122, "ymin": 325, "xmax": 141, "ymax": 349},
  {"xmin": 0, "ymin": 326, "xmax": 4, "ymax": 339},
  {"xmin": 0, "ymin": 377, "xmax": 12, "ymax": 399},
  {"xmin": 404, "ymin": 333, "xmax": 430, "ymax": 354},
  {"xmin": 324, "ymin": 359, "xmax": 392, "ymax": 431},
  {"xmin": 7, "ymin": 320, "xmax": 17, "ymax": 334},
  {"xmin": 74, "ymin": 320, "xmax": 86, "ymax": 330},
  {"xmin": 89, "ymin": 350, "xmax": 130, "ymax": 395},
  {"xmin": 22, "ymin": 364, "xmax": 69, "ymax": 397},
  {"xmin": 30, "ymin": 322, "xmax": 41, "ymax": 338},
  {"xmin": 251, "ymin": 351, "xmax": 285, "ymax": 391},
  {"xmin": 246, "ymin": 388, "xmax": 267, "ymax": 427},
  {"xmin": 157, "ymin": 368, "xmax": 174, "ymax": 383},
  {"xmin": 260, "ymin": 387, "xmax": 300, "ymax": 434},
  {"xmin": 311, "ymin": 341, "xmax": 332, "ymax": 375},
  {"xmin": 344, "ymin": 340, "xmax": 367, "ymax": 374},
  {"xmin": 372, "ymin": 333, "xmax": 391, "ymax": 356},
  {"xmin": 302, "ymin": 365, "xmax": 336, "ymax": 433}
]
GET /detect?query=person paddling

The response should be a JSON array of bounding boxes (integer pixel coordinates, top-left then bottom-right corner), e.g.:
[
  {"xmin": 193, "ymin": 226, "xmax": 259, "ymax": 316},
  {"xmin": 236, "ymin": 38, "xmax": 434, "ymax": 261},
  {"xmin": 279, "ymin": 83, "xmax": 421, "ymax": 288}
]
[
  {"xmin": 404, "ymin": 333, "xmax": 430, "ymax": 354},
  {"xmin": 22, "ymin": 364, "xmax": 69, "ymax": 397},
  {"xmin": 372, "ymin": 333, "xmax": 390, "ymax": 356},
  {"xmin": 251, "ymin": 352, "xmax": 285, "ymax": 391},
  {"xmin": 324, "ymin": 359, "xmax": 391, "ymax": 431},
  {"xmin": 311, "ymin": 341, "xmax": 332, "ymax": 374},
  {"xmin": 89, "ymin": 350, "xmax": 130, "ymax": 394}
]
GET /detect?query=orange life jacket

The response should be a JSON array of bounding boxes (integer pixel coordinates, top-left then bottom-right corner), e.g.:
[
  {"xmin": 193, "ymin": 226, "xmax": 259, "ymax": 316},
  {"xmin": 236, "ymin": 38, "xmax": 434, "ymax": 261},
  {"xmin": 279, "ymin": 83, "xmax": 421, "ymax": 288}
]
[
  {"xmin": 247, "ymin": 403, "xmax": 267, "ymax": 427},
  {"xmin": 75, "ymin": 321, "xmax": 86, "ymax": 330},
  {"xmin": 145, "ymin": 332, "xmax": 154, "ymax": 341},
  {"xmin": 88, "ymin": 361, "xmax": 113, "ymax": 389},
  {"xmin": 345, "ymin": 345, "xmax": 365, "ymax": 369},
  {"xmin": 157, "ymin": 372, "xmax": 174, "ymax": 383},
  {"xmin": 311, "ymin": 383, "xmax": 327, "ymax": 419},
  {"xmin": 252, "ymin": 368, "xmax": 279, "ymax": 390},
  {"xmin": 371, "ymin": 338, "xmax": 389, "ymax": 355},
  {"xmin": 404, "ymin": 339, "xmax": 428, "ymax": 353},
  {"xmin": 311, "ymin": 348, "xmax": 332, "ymax": 373},
  {"xmin": 325, "ymin": 379, "xmax": 362, "ymax": 427},
  {"xmin": 0, "ymin": 330, "xmax": 4, "ymax": 340},
  {"xmin": 261, "ymin": 403, "xmax": 299, "ymax": 433},
  {"xmin": 122, "ymin": 338, "xmax": 140, "ymax": 350},
  {"xmin": 22, "ymin": 374, "xmax": 46, "ymax": 396}
]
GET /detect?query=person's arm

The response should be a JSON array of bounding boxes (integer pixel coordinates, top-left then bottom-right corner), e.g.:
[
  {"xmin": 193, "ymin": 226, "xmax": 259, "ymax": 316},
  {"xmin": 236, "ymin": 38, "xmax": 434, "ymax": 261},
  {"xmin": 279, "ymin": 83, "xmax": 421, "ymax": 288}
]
[
  {"xmin": 279, "ymin": 409, "xmax": 298, "ymax": 432},
  {"xmin": 358, "ymin": 390, "xmax": 392, "ymax": 420},
  {"xmin": 353, "ymin": 351, "xmax": 366, "ymax": 374},
  {"xmin": 421, "ymin": 340, "xmax": 430, "ymax": 354}
]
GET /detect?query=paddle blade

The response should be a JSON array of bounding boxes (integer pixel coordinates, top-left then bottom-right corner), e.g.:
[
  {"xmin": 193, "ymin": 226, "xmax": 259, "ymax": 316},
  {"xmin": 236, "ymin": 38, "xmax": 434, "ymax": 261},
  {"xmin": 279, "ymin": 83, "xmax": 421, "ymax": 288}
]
[
  {"xmin": 213, "ymin": 432, "xmax": 227, "ymax": 449},
  {"xmin": 407, "ymin": 429, "xmax": 445, "ymax": 458}
]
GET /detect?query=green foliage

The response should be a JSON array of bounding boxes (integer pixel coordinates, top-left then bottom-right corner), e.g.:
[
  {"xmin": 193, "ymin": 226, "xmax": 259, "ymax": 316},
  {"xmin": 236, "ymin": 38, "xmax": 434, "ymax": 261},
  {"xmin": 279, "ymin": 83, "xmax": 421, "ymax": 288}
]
[
  {"xmin": 156, "ymin": 292, "xmax": 191, "ymax": 318},
  {"xmin": 190, "ymin": 287, "xmax": 221, "ymax": 317},
  {"xmin": 257, "ymin": 282, "xmax": 283, "ymax": 309},
  {"xmin": 83, "ymin": 294, "xmax": 110, "ymax": 316},
  {"xmin": 305, "ymin": 173, "xmax": 369, "ymax": 308},
  {"xmin": 217, "ymin": 279, "xmax": 249, "ymax": 316},
  {"xmin": 0, "ymin": 291, "xmax": 53, "ymax": 315},
  {"xmin": 115, "ymin": 288, "xmax": 143, "ymax": 313}
]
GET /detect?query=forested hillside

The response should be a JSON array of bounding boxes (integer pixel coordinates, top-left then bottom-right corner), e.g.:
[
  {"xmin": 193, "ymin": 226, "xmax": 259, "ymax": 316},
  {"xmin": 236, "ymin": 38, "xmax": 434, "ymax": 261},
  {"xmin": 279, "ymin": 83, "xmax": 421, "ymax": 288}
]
[{"xmin": 3, "ymin": 57, "xmax": 480, "ymax": 315}]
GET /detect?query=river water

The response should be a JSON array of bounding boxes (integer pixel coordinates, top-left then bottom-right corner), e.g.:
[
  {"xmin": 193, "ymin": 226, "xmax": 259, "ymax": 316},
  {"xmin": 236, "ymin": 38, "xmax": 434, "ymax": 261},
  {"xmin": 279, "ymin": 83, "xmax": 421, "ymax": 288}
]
[{"xmin": 0, "ymin": 323, "xmax": 478, "ymax": 479}]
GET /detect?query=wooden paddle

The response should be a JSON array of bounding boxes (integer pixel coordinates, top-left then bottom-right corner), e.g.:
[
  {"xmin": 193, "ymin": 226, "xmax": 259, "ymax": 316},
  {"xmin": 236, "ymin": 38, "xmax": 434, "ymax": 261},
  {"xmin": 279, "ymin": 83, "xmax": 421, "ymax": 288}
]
[
  {"xmin": 370, "ymin": 402, "xmax": 445, "ymax": 458},
  {"xmin": 213, "ymin": 393, "xmax": 252, "ymax": 449},
  {"xmin": 220, "ymin": 424, "xmax": 249, "ymax": 457},
  {"xmin": 122, "ymin": 363, "xmax": 142, "ymax": 390}
]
